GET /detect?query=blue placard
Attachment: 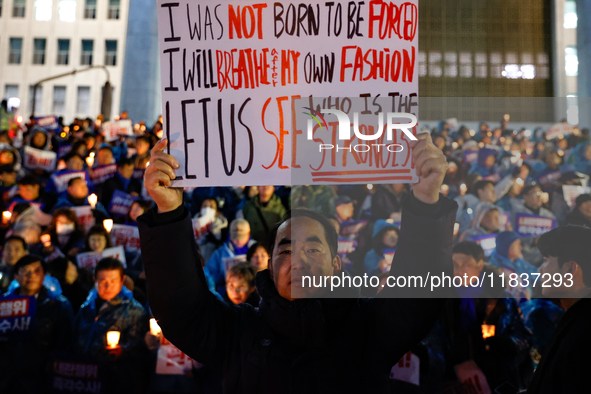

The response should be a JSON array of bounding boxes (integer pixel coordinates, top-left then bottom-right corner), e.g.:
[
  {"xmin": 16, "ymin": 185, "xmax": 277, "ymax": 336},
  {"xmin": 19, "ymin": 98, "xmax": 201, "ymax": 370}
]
[
  {"xmin": 35, "ymin": 115, "xmax": 60, "ymax": 131},
  {"xmin": 0, "ymin": 294, "xmax": 36, "ymax": 338},
  {"xmin": 514, "ymin": 213, "xmax": 556, "ymax": 237},
  {"xmin": 471, "ymin": 233, "xmax": 497, "ymax": 257},
  {"xmin": 108, "ymin": 190, "xmax": 134, "ymax": 216}
]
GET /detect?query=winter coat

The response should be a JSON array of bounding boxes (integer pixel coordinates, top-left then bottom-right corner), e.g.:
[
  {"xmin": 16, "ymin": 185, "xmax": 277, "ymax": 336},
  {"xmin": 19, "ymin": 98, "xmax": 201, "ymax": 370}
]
[
  {"xmin": 100, "ymin": 172, "xmax": 142, "ymax": 209},
  {"xmin": 564, "ymin": 207, "xmax": 591, "ymax": 228},
  {"xmin": 458, "ymin": 202, "xmax": 502, "ymax": 243},
  {"xmin": 566, "ymin": 141, "xmax": 591, "ymax": 175},
  {"xmin": 508, "ymin": 200, "xmax": 555, "ymax": 266},
  {"xmin": 205, "ymin": 239, "xmax": 256, "ymax": 296},
  {"xmin": 241, "ymin": 194, "xmax": 287, "ymax": 243},
  {"xmin": 138, "ymin": 194, "xmax": 458, "ymax": 394},
  {"xmin": 370, "ymin": 185, "xmax": 409, "ymax": 220}
]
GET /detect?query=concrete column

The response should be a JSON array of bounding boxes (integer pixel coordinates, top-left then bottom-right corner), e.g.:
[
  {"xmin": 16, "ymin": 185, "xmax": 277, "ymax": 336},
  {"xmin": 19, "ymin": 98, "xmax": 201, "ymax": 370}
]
[{"xmin": 120, "ymin": 0, "xmax": 161, "ymax": 124}]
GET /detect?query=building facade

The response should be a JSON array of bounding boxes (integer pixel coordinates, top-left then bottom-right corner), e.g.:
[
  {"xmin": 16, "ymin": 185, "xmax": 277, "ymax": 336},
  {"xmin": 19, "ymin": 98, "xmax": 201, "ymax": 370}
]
[{"xmin": 0, "ymin": 0, "xmax": 129, "ymax": 123}]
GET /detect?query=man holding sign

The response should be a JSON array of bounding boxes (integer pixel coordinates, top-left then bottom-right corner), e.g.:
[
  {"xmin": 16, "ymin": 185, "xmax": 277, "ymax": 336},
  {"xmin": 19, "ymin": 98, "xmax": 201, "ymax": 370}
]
[{"xmin": 139, "ymin": 133, "xmax": 455, "ymax": 393}]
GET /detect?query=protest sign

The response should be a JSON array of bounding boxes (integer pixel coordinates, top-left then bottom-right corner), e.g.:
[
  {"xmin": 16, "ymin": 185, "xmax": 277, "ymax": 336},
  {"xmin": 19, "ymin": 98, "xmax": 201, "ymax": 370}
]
[
  {"xmin": 192, "ymin": 214, "xmax": 214, "ymax": 242},
  {"xmin": 0, "ymin": 295, "xmax": 35, "ymax": 337},
  {"xmin": 390, "ymin": 352, "xmax": 419, "ymax": 386},
  {"xmin": 337, "ymin": 238, "xmax": 356, "ymax": 255},
  {"xmin": 463, "ymin": 150, "xmax": 478, "ymax": 165},
  {"xmin": 538, "ymin": 170, "xmax": 561, "ymax": 188},
  {"xmin": 35, "ymin": 115, "xmax": 59, "ymax": 131},
  {"xmin": 89, "ymin": 164, "xmax": 118, "ymax": 184},
  {"xmin": 340, "ymin": 220, "xmax": 369, "ymax": 238},
  {"xmin": 58, "ymin": 143, "xmax": 73, "ymax": 158},
  {"xmin": 499, "ymin": 213, "xmax": 509, "ymax": 230},
  {"xmin": 156, "ymin": 335, "xmax": 194, "ymax": 375},
  {"xmin": 514, "ymin": 214, "xmax": 556, "ymax": 237},
  {"xmin": 471, "ymin": 234, "xmax": 497, "ymax": 257},
  {"xmin": 562, "ymin": 185, "xmax": 590, "ymax": 208},
  {"xmin": 72, "ymin": 206, "xmax": 96, "ymax": 232},
  {"xmin": 108, "ymin": 190, "xmax": 135, "ymax": 216},
  {"xmin": 157, "ymin": 0, "xmax": 418, "ymax": 186},
  {"xmin": 103, "ymin": 120, "xmax": 133, "ymax": 142},
  {"xmin": 50, "ymin": 359, "xmax": 102, "ymax": 394},
  {"xmin": 111, "ymin": 224, "xmax": 140, "ymax": 252},
  {"xmin": 76, "ymin": 246, "xmax": 127, "ymax": 271},
  {"xmin": 546, "ymin": 122, "xmax": 573, "ymax": 140},
  {"xmin": 222, "ymin": 255, "xmax": 247, "ymax": 272},
  {"xmin": 23, "ymin": 146, "xmax": 57, "ymax": 171}
]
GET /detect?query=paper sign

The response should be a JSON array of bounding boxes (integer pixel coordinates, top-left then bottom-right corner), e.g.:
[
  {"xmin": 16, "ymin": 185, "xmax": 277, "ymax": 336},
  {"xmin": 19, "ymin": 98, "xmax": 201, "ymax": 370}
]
[
  {"xmin": 546, "ymin": 123, "xmax": 573, "ymax": 140},
  {"xmin": 89, "ymin": 164, "xmax": 118, "ymax": 184},
  {"xmin": 103, "ymin": 120, "xmax": 133, "ymax": 142},
  {"xmin": 156, "ymin": 335, "xmax": 193, "ymax": 375},
  {"xmin": 0, "ymin": 295, "xmax": 36, "ymax": 337},
  {"xmin": 340, "ymin": 220, "xmax": 369, "ymax": 238},
  {"xmin": 463, "ymin": 151, "xmax": 478, "ymax": 165},
  {"xmin": 222, "ymin": 255, "xmax": 247, "ymax": 272},
  {"xmin": 337, "ymin": 238, "xmax": 357, "ymax": 255},
  {"xmin": 72, "ymin": 206, "xmax": 96, "ymax": 232},
  {"xmin": 57, "ymin": 143, "xmax": 73, "ymax": 158},
  {"xmin": 158, "ymin": 0, "xmax": 418, "ymax": 187},
  {"xmin": 515, "ymin": 214, "xmax": 556, "ymax": 237},
  {"xmin": 51, "ymin": 360, "xmax": 102, "ymax": 394},
  {"xmin": 471, "ymin": 234, "xmax": 497, "ymax": 257},
  {"xmin": 111, "ymin": 224, "xmax": 141, "ymax": 252},
  {"xmin": 562, "ymin": 185, "xmax": 589, "ymax": 208},
  {"xmin": 76, "ymin": 246, "xmax": 127, "ymax": 271},
  {"xmin": 192, "ymin": 215, "xmax": 214, "ymax": 242},
  {"xmin": 538, "ymin": 170, "xmax": 561, "ymax": 188},
  {"xmin": 23, "ymin": 146, "xmax": 57, "ymax": 171},
  {"xmin": 132, "ymin": 168, "xmax": 145, "ymax": 180},
  {"xmin": 35, "ymin": 115, "xmax": 59, "ymax": 131},
  {"xmin": 390, "ymin": 352, "xmax": 419, "ymax": 386},
  {"xmin": 108, "ymin": 190, "xmax": 134, "ymax": 216},
  {"xmin": 382, "ymin": 248, "xmax": 396, "ymax": 271},
  {"xmin": 454, "ymin": 360, "xmax": 491, "ymax": 394},
  {"xmin": 50, "ymin": 170, "xmax": 88, "ymax": 194}
]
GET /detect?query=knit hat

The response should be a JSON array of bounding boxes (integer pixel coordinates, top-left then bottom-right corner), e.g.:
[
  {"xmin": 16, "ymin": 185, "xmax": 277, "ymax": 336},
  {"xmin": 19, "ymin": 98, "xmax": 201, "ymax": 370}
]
[{"xmin": 495, "ymin": 231, "xmax": 520, "ymax": 259}]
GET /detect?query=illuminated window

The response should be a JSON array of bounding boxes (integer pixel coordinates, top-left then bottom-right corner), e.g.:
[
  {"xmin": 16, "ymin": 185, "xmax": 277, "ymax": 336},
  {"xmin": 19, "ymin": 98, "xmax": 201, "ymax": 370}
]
[
  {"xmin": 58, "ymin": 0, "xmax": 76, "ymax": 21},
  {"xmin": 474, "ymin": 53, "xmax": 487, "ymax": 78},
  {"xmin": 33, "ymin": 38, "xmax": 47, "ymax": 65},
  {"xmin": 502, "ymin": 64, "xmax": 521, "ymax": 79},
  {"xmin": 459, "ymin": 52, "xmax": 472, "ymax": 78},
  {"xmin": 565, "ymin": 47, "xmax": 578, "ymax": 76},
  {"xmin": 35, "ymin": 0, "xmax": 52, "ymax": 21},
  {"xmin": 418, "ymin": 51, "xmax": 427, "ymax": 77},
  {"xmin": 57, "ymin": 39, "xmax": 70, "ymax": 65},
  {"xmin": 429, "ymin": 52, "xmax": 442, "ymax": 77},
  {"xmin": 13, "ymin": 0, "xmax": 25, "ymax": 17},
  {"xmin": 444, "ymin": 52, "xmax": 457, "ymax": 77},
  {"xmin": 564, "ymin": 1, "xmax": 577, "ymax": 29},
  {"xmin": 521, "ymin": 53, "xmax": 533, "ymax": 64},
  {"xmin": 520, "ymin": 65, "xmax": 536, "ymax": 79}
]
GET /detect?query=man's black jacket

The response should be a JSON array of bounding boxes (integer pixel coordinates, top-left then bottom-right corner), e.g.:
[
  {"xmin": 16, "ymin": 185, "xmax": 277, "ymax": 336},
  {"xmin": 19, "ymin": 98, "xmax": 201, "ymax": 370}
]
[{"xmin": 139, "ymin": 194, "xmax": 457, "ymax": 394}]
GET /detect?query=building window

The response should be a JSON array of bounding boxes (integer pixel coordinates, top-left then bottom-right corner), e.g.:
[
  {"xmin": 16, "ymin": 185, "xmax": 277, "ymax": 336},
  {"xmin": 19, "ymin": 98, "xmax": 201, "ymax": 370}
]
[
  {"xmin": 105, "ymin": 40, "xmax": 117, "ymax": 66},
  {"xmin": 57, "ymin": 39, "xmax": 70, "ymax": 65},
  {"xmin": 29, "ymin": 85, "xmax": 43, "ymax": 114},
  {"xmin": 537, "ymin": 53, "xmax": 549, "ymax": 79},
  {"xmin": 564, "ymin": 1, "xmax": 577, "ymax": 29},
  {"xmin": 444, "ymin": 52, "xmax": 457, "ymax": 78},
  {"xmin": 520, "ymin": 65, "xmax": 536, "ymax": 79},
  {"xmin": 0, "ymin": 0, "xmax": 3, "ymax": 17},
  {"xmin": 418, "ymin": 51, "xmax": 427, "ymax": 77},
  {"xmin": 474, "ymin": 52, "xmax": 487, "ymax": 78},
  {"xmin": 4, "ymin": 85, "xmax": 19, "ymax": 100},
  {"xmin": 33, "ymin": 38, "xmax": 47, "ymax": 65},
  {"xmin": 53, "ymin": 86, "xmax": 66, "ymax": 115},
  {"xmin": 77, "ymin": 86, "xmax": 91, "ymax": 115},
  {"xmin": 58, "ymin": 0, "xmax": 76, "ymax": 21},
  {"xmin": 84, "ymin": 0, "xmax": 96, "ymax": 19},
  {"xmin": 428, "ymin": 52, "xmax": 442, "ymax": 77},
  {"xmin": 565, "ymin": 47, "xmax": 578, "ymax": 77},
  {"xmin": 459, "ymin": 52, "xmax": 472, "ymax": 78},
  {"xmin": 81, "ymin": 40, "xmax": 93, "ymax": 65},
  {"xmin": 13, "ymin": 0, "xmax": 26, "ymax": 17},
  {"xmin": 108, "ymin": 0, "xmax": 120, "ymax": 19},
  {"xmin": 35, "ymin": 0, "xmax": 52, "ymax": 21},
  {"xmin": 9, "ymin": 38, "xmax": 23, "ymax": 64}
]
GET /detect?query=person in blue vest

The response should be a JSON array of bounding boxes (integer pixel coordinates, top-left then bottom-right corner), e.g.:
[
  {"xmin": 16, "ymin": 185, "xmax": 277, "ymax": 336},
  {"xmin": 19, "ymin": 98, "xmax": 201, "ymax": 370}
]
[{"xmin": 74, "ymin": 258, "xmax": 149, "ymax": 394}]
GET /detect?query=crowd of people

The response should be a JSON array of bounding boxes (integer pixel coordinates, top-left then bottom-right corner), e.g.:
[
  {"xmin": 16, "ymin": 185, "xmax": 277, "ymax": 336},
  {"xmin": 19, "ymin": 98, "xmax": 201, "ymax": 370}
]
[{"xmin": 0, "ymin": 105, "xmax": 590, "ymax": 393}]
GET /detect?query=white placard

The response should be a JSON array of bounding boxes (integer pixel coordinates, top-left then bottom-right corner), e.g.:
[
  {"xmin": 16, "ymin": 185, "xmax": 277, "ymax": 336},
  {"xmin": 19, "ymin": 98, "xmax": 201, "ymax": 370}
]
[{"xmin": 103, "ymin": 120, "xmax": 133, "ymax": 142}]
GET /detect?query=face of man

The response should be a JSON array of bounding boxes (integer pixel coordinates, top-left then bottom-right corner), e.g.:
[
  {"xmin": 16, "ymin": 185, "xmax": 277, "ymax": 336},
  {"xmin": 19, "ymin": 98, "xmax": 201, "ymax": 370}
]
[
  {"xmin": 226, "ymin": 276, "xmax": 254, "ymax": 305},
  {"xmin": 15, "ymin": 261, "xmax": 44, "ymax": 296},
  {"xmin": 250, "ymin": 246, "xmax": 269, "ymax": 271},
  {"xmin": 18, "ymin": 184, "xmax": 40, "ymax": 201},
  {"xmin": 480, "ymin": 209, "xmax": 499, "ymax": 232},
  {"xmin": 546, "ymin": 152, "xmax": 561, "ymax": 169},
  {"xmin": 96, "ymin": 269, "xmax": 124, "ymax": 301},
  {"xmin": 508, "ymin": 239, "xmax": 523, "ymax": 261},
  {"xmin": 67, "ymin": 156, "xmax": 84, "ymax": 171},
  {"xmin": 97, "ymin": 149, "xmax": 114, "ymax": 165},
  {"xmin": 67, "ymin": 179, "xmax": 89, "ymax": 199},
  {"xmin": 335, "ymin": 202, "xmax": 354, "ymax": 221},
  {"xmin": 136, "ymin": 140, "xmax": 150, "ymax": 156},
  {"xmin": 118, "ymin": 164, "xmax": 134, "ymax": 179},
  {"xmin": 258, "ymin": 186, "xmax": 275, "ymax": 203},
  {"xmin": 452, "ymin": 253, "xmax": 483, "ymax": 286},
  {"xmin": 230, "ymin": 221, "xmax": 250, "ymax": 248},
  {"xmin": 2, "ymin": 239, "xmax": 27, "ymax": 266},
  {"xmin": 578, "ymin": 201, "xmax": 591, "ymax": 218},
  {"xmin": 270, "ymin": 217, "xmax": 341, "ymax": 301},
  {"xmin": 538, "ymin": 256, "xmax": 579, "ymax": 297},
  {"xmin": 477, "ymin": 184, "xmax": 495, "ymax": 204},
  {"xmin": 524, "ymin": 187, "xmax": 543, "ymax": 210},
  {"xmin": 484, "ymin": 155, "xmax": 496, "ymax": 167}
]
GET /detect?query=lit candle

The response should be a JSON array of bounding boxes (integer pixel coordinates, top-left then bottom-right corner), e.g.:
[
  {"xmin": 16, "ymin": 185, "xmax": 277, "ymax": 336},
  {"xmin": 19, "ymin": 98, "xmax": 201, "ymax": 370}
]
[
  {"xmin": 366, "ymin": 184, "xmax": 373, "ymax": 190},
  {"xmin": 469, "ymin": 129, "xmax": 476, "ymax": 137},
  {"xmin": 90, "ymin": 151, "xmax": 95, "ymax": 158},
  {"xmin": 460, "ymin": 183, "xmax": 467, "ymax": 195},
  {"xmin": 482, "ymin": 324, "xmax": 495, "ymax": 339},
  {"xmin": 542, "ymin": 192, "xmax": 549, "ymax": 204},
  {"xmin": 103, "ymin": 219, "xmax": 114, "ymax": 233},
  {"xmin": 88, "ymin": 194, "xmax": 97, "ymax": 209},
  {"xmin": 515, "ymin": 178, "xmax": 524, "ymax": 186},
  {"xmin": 150, "ymin": 318, "xmax": 162, "ymax": 336},
  {"xmin": 40, "ymin": 234, "xmax": 51, "ymax": 247},
  {"xmin": 86, "ymin": 156, "xmax": 94, "ymax": 167},
  {"xmin": 478, "ymin": 142, "xmax": 485, "ymax": 149},
  {"xmin": 453, "ymin": 223, "xmax": 460, "ymax": 236},
  {"xmin": 452, "ymin": 142, "xmax": 458, "ymax": 150},
  {"xmin": 106, "ymin": 331, "xmax": 120, "ymax": 349},
  {"xmin": 440, "ymin": 184, "xmax": 449, "ymax": 196},
  {"xmin": 145, "ymin": 161, "xmax": 150, "ymax": 169},
  {"xmin": 2, "ymin": 211, "xmax": 11, "ymax": 224}
]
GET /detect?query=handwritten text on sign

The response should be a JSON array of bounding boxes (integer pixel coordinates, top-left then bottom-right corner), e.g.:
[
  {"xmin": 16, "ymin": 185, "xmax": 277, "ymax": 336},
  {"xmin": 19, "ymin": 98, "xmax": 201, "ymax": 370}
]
[{"xmin": 157, "ymin": 0, "xmax": 418, "ymax": 186}]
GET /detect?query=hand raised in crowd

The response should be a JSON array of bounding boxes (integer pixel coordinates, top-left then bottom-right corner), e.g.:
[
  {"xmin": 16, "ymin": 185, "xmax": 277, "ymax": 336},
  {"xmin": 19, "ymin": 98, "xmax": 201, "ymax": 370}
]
[
  {"xmin": 144, "ymin": 138, "xmax": 183, "ymax": 213},
  {"xmin": 409, "ymin": 132, "xmax": 449, "ymax": 204}
]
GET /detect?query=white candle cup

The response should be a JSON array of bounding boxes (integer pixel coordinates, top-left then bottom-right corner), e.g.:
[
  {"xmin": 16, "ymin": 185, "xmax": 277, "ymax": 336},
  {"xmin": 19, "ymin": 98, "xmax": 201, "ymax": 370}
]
[
  {"xmin": 88, "ymin": 194, "xmax": 98, "ymax": 209},
  {"xmin": 103, "ymin": 219, "xmax": 114, "ymax": 233},
  {"xmin": 150, "ymin": 318, "xmax": 162, "ymax": 336},
  {"xmin": 106, "ymin": 331, "xmax": 120, "ymax": 349}
]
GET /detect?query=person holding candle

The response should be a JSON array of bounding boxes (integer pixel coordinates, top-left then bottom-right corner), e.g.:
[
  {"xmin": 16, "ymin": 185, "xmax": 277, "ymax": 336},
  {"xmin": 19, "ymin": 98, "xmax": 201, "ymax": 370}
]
[
  {"xmin": 52, "ymin": 177, "xmax": 110, "ymax": 221},
  {"xmin": 0, "ymin": 254, "xmax": 74, "ymax": 393},
  {"xmin": 73, "ymin": 257, "xmax": 149, "ymax": 394}
]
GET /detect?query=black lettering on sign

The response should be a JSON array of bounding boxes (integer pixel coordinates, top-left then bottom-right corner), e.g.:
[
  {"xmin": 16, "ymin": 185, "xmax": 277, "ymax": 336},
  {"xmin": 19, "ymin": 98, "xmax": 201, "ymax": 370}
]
[
  {"xmin": 217, "ymin": 99, "xmax": 236, "ymax": 176},
  {"xmin": 164, "ymin": 48, "xmax": 180, "ymax": 91},
  {"xmin": 162, "ymin": 3, "xmax": 182, "ymax": 42},
  {"xmin": 198, "ymin": 98, "xmax": 211, "ymax": 178},
  {"xmin": 181, "ymin": 100, "xmax": 197, "ymax": 179},
  {"xmin": 238, "ymin": 98, "xmax": 254, "ymax": 174}
]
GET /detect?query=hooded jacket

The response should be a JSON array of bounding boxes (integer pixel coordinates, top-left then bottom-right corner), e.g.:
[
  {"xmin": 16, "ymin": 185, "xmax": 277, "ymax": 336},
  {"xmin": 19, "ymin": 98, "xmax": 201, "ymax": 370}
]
[
  {"xmin": 139, "ymin": 194, "xmax": 457, "ymax": 394},
  {"xmin": 458, "ymin": 203, "xmax": 502, "ymax": 242},
  {"xmin": 566, "ymin": 141, "xmax": 591, "ymax": 175}
]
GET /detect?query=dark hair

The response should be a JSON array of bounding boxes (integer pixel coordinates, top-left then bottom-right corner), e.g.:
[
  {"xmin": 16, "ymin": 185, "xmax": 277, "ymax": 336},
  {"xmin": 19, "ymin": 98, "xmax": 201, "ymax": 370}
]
[
  {"xmin": 51, "ymin": 208, "xmax": 81, "ymax": 232},
  {"xmin": 13, "ymin": 254, "xmax": 45, "ymax": 276},
  {"xmin": 0, "ymin": 164, "xmax": 15, "ymax": 174},
  {"xmin": 473, "ymin": 180, "xmax": 494, "ymax": 193},
  {"xmin": 117, "ymin": 157, "xmax": 134, "ymax": 168},
  {"xmin": 136, "ymin": 135, "xmax": 151, "ymax": 145},
  {"xmin": 4, "ymin": 235, "xmax": 28, "ymax": 252},
  {"xmin": 98, "ymin": 145, "xmax": 113, "ymax": 154},
  {"xmin": 17, "ymin": 174, "xmax": 40, "ymax": 186},
  {"xmin": 246, "ymin": 242, "xmax": 268, "ymax": 262},
  {"xmin": 539, "ymin": 226, "xmax": 591, "ymax": 286},
  {"xmin": 267, "ymin": 209, "xmax": 338, "ymax": 259},
  {"xmin": 67, "ymin": 176, "xmax": 85, "ymax": 187},
  {"xmin": 86, "ymin": 225, "xmax": 113, "ymax": 250},
  {"xmin": 227, "ymin": 262, "xmax": 256, "ymax": 286},
  {"xmin": 46, "ymin": 257, "xmax": 70, "ymax": 284},
  {"xmin": 522, "ymin": 184, "xmax": 541, "ymax": 196},
  {"xmin": 12, "ymin": 202, "xmax": 31, "ymax": 216},
  {"xmin": 453, "ymin": 241, "xmax": 485, "ymax": 263},
  {"xmin": 95, "ymin": 257, "xmax": 124, "ymax": 278},
  {"xmin": 131, "ymin": 199, "xmax": 152, "ymax": 212},
  {"xmin": 201, "ymin": 197, "xmax": 218, "ymax": 211},
  {"xmin": 64, "ymin": 153, "xmax": 84, "ymax": 163}
]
